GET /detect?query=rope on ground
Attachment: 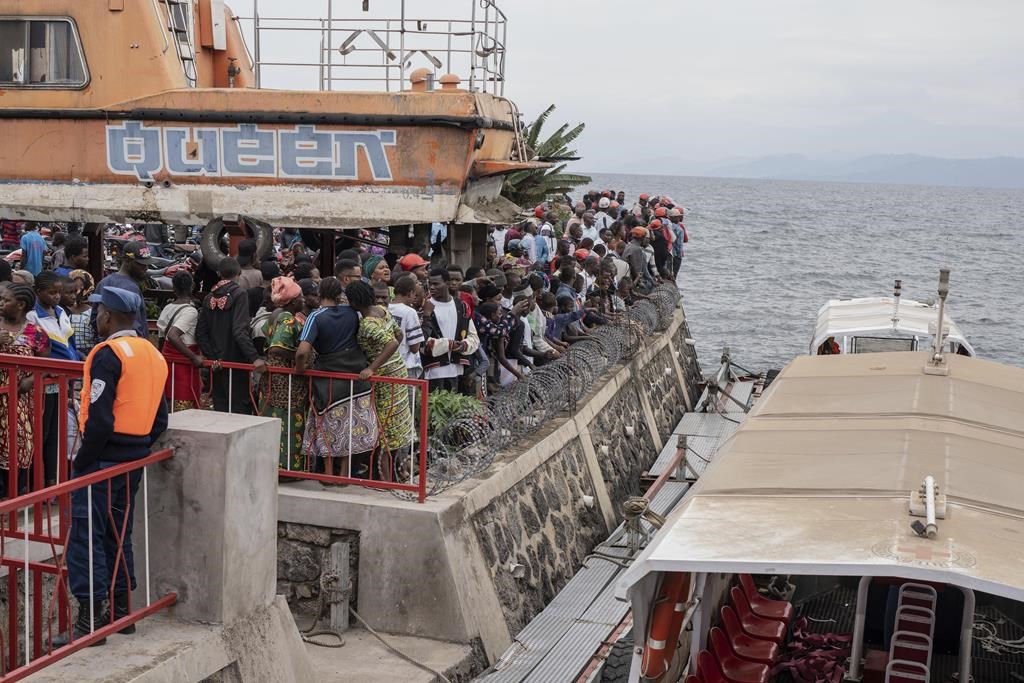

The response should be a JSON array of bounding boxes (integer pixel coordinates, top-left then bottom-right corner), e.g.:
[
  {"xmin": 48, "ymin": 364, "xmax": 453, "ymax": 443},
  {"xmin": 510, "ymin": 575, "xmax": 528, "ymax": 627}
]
[
  {"xmin": 348, "ymin": 605, "xmax": 453, "ymax": 683},
  {"xmin": 973, "ymin": 617, "xmax": 1024, "ymax": 655},
  {"xmin": 299, "ymin": 570, "xmax": 346, "ymax": 648}
]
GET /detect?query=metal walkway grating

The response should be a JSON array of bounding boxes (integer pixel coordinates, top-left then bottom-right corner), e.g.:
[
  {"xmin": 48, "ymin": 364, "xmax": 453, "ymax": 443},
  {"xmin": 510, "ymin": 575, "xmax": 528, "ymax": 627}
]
[{"xmin": 649, "ymin": 409, "xmax": 743, "ymax": 480}]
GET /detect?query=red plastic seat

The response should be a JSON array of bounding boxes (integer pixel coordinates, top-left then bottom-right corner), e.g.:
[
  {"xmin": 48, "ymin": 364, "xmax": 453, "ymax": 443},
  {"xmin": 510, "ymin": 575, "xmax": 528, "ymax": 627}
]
[
  {"xmin": 739, "ymin": 574, "xmax": 793, "ymax": 624},
  {"xmin": 685, "ymin": 676, "xmax": 703, "ymax": 683},
  {"xmin": 709, "ymin": 627, "xmax": 770, "ymax": 683},
  {"xmin": 720, "ymin": 605, "xmax": 779, "ymax": 664},
  {"xmin": 730, "ymin": 587, "xmax": 786, "ymax": 644},
  {"xmin": 696, "ymin": 650, "xmax": 729, "ymax": 683}
]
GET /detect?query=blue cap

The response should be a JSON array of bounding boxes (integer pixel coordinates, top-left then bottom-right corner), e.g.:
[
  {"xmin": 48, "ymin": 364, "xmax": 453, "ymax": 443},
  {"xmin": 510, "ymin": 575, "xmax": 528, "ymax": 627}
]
[{"xmin": 88, "ymin": 286, "xmax": 142, "ymax": 314}]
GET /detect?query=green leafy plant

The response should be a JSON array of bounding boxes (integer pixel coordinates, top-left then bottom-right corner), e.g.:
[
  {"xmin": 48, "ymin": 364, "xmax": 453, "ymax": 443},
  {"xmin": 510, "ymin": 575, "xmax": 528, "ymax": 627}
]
[
  {"xmin": 501, "ymin": 104, "xmax": 592, "ymax": 209},
  {"xmin": 427, "ymin": 390, "xmax": 483, "ymax": 435}
]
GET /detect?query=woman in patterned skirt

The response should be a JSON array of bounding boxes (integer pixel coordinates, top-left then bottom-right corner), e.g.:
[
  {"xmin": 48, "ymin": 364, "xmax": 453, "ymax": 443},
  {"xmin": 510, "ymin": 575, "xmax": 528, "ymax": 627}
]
[
  {"xmin": 258, "ymin": 277, "xmax": 309, "ymax": 471},
  {"xmin": 0, "ymin": 284, "xmax": 51, "ymax": 497},
  {"xmin": 295, "ymin": 277, "xmax": 378, "ymax": 479},
  {"xmin": 345, "ymin": 281, "xmax": 413, "ymax": 481}
]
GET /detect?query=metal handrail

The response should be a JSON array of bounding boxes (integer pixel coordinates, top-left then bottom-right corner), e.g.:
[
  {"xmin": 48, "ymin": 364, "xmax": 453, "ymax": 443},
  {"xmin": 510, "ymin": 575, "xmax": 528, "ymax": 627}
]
[{"xmin": 236, "ymin": 0, "xmax": 507, "ymax": 94}]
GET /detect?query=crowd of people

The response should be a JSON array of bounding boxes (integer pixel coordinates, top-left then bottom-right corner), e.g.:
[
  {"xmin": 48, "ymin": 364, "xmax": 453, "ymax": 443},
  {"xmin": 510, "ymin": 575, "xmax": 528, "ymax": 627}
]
[{"xmin": 0, "ymin": 189, "xmax": 689, "ymax": 485}]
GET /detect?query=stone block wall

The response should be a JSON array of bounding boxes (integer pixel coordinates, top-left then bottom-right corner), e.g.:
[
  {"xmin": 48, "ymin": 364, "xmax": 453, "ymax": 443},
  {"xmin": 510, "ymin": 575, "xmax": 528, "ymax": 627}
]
[
  {"xmin": 587, "ymin": 380, "xmax": 658, "ymax": 513},
  {"xmin": 472, "ymin": 440, "xmax": 607, "ymax": 635},
  {"xmin": 674, "ymin": 302, "xmax": 705, "ymax": 401},
  {"xmin": 465, "ymin": 305, "xmax": 705, "ymax": 636},
  {"xmin": 641, "ymin": 345, "xmax": 690, "ymax": 438},
  {"xmin": 276, "ymin": 523, "xmax": 359, "ymax": 625}
]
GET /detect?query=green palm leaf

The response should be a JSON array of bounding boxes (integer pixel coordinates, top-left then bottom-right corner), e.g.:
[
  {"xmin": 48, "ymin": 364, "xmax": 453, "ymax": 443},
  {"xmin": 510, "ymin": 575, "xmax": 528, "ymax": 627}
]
[{"xmin": 502, "ymin": 105, "xmax": 591, "ymax": 209}]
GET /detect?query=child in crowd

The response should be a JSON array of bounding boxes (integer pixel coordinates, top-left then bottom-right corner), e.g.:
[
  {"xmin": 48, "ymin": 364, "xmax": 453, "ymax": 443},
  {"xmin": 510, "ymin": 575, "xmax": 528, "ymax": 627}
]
[{"xmin": 541, "ymin": 294, "xmax": 586, "ymax": 346}]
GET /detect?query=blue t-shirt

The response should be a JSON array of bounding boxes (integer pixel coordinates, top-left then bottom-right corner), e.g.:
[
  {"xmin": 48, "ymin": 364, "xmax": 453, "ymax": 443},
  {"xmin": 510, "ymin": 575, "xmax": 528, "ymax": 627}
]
[
  {"xmin": 20, "ymin": 231, "xmax": 46, "ymax": 276},
  {"xmin": 300, "ymin": 305, "xmax": 360, "ymax": 355}
]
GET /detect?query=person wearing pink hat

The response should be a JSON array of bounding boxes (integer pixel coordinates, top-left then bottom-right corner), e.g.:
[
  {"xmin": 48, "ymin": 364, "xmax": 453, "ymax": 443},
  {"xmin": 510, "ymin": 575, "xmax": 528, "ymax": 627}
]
[{"xmin": 259, "ymin": 276, "xmax": 309, "ymax": 470}]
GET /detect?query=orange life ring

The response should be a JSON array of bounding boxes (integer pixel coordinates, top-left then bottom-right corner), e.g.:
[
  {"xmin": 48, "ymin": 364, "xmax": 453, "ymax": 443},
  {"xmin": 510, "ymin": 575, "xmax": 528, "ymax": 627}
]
[{"xmin": 640, "ymin": 572, "xmax": 692, "ymax": 679}]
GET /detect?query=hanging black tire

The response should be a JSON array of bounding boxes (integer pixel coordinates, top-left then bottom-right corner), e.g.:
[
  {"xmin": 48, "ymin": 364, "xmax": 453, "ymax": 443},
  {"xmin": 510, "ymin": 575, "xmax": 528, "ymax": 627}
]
[
  {"xmin": 599, "ymin": 633, "xmax": 635, "ymax": 683},
  {"xmin": 200, "ymin": 216, "xmax": 274, "ymax": 270}
]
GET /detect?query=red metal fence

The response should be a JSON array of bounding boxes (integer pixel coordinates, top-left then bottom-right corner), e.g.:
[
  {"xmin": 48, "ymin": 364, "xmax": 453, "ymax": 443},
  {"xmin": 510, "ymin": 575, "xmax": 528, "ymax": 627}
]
[
  {"xmin": 165, "ymin": 358, "xmax": 430, "ymax": 502},
  {"xmin": 0, "ymin": 449, "xmax": 176, "ymax": 680},
  {"xmin": 0, "ymin": 353, "xmax": 430, "ymax": 504},
  {"xmin": 0, "ymin": 339, "xmax": 429, "ymax": 679}
]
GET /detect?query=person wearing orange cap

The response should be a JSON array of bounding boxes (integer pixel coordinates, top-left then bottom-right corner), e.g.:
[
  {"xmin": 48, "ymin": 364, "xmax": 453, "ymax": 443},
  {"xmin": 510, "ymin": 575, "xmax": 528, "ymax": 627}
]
[
  {"xmin": 623, "ymin": 228, "xmax": 653, "ymax": 291},
  {"xmin": 398, "ymin": 252, "xmax": 429, "ymax": 285},
  {"xmin": 259, "ymin": 276, "xmax": 309, "ymax": 470},
  {"xmin": 632, "ymin": 193, "xmax": 650, "ymax": 218}
]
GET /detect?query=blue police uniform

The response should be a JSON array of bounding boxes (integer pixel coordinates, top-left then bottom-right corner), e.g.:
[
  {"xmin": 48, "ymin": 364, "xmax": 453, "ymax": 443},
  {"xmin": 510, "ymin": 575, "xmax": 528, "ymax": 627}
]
[{"xmin": 57, "ymin": 287, "xmax": 168, "ymax": 647}]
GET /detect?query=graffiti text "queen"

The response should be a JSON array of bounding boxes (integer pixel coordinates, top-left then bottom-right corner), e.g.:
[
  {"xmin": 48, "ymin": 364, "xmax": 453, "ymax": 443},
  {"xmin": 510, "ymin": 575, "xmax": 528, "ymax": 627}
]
[{"xmin": 106, "ymin": 121, "xmax": 397, "ymax": 182}]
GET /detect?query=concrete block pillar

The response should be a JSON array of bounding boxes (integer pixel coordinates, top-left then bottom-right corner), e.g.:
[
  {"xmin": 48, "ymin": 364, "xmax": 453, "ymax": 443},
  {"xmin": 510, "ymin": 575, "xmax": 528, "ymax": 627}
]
[
  {"xmin": 449, "ymin": 223, "xmax": 486, "ymax": 269},
  {"xmin": 149, "ymin": 410, "xmax": 281, "ymax": 624}
]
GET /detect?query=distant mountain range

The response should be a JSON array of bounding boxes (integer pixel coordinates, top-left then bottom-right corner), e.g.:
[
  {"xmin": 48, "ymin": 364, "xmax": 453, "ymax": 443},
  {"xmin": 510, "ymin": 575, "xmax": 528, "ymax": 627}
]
[{"xmin": 605, "ymin": 154, "xmax": 1024, "ymax": 189}]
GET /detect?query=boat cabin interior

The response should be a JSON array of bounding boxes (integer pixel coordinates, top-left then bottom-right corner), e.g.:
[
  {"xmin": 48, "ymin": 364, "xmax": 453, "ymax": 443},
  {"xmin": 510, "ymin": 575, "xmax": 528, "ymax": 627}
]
[{"xmin": 677, "ymin": 571, "xmax": 1024, "ymax": 683}]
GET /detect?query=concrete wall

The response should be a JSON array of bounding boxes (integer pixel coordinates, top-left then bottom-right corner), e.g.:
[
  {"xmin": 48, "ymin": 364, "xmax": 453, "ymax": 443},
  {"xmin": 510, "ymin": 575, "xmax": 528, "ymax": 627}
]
[
  {"xmin": 36, "ymin": 412, "xmax": 316, "ymax": 683},
  {"xmin": 278, "ymin": 302, "xmax": 704, "ymax": 662}
]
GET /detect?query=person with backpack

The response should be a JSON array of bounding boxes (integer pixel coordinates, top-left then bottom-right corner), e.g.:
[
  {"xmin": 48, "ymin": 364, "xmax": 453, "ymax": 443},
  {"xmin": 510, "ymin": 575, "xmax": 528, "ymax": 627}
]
[{"xmin": 157, "ymin": 271, "xmax": 203, "ymax": 410}]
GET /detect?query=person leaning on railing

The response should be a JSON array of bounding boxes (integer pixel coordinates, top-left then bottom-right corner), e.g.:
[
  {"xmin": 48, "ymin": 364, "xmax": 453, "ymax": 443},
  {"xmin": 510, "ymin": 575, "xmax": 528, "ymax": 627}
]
[{"xmin": 51, "ymin": 286, "xmax": 169, "ymax": 648}]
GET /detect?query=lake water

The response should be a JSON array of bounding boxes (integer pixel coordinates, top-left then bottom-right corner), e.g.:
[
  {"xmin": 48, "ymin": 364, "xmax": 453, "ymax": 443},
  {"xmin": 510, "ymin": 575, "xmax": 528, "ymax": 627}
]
[{"xmin": 585, "ymin": 174, "xmax": 1024, "ymax": 373}]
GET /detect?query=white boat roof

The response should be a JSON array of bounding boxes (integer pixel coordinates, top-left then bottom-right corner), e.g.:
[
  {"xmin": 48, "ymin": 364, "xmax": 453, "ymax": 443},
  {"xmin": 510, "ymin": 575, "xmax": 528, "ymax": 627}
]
[
  {"xmin": 810, "ymin": 297, "xmax": 974, "ymax": 356},
  {"xmin": 618, "ymin": 351, "xmax": 1024, "ymax": 603}
]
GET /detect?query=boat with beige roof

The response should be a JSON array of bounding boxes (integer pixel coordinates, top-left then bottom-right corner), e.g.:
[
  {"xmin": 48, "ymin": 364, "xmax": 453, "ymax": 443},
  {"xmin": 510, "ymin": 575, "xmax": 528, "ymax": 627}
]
[{"xmin": 611, "ymin": 271, "xmax": 1023, "ymax": 683}]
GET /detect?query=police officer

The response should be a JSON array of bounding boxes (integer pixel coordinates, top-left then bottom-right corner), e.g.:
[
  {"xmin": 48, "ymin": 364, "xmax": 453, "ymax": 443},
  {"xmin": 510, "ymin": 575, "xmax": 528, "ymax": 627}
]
[{"xmin": 53, "ymin": 287, "xmax": 168, "ymax": 647}]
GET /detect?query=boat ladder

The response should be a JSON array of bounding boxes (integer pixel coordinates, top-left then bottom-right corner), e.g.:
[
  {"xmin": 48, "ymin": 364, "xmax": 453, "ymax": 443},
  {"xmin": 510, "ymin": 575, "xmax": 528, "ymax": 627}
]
[{"xmin": 161, "ymin": 0, "xmax": 198, "ymax": 87}]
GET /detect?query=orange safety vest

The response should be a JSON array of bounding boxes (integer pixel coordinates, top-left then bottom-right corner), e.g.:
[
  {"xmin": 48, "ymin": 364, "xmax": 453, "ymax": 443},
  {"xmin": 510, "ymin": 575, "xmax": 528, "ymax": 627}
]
[{"xmin": 79, "ymin": 336, "xmax": 168, "ymax": 435}]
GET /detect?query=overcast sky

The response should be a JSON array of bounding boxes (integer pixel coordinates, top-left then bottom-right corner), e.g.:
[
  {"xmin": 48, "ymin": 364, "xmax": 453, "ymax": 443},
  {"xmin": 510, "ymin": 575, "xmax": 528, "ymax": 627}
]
[{"xmin": 243, "ymin": 0, "xmax": 1024, "ymax": 173}]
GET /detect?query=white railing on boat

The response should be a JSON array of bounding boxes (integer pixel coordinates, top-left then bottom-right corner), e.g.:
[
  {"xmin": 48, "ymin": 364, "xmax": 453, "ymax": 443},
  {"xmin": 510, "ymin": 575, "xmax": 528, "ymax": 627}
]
[{"xmin": 233, "ymin": 0, "xmax": 507, "ymax": 94}]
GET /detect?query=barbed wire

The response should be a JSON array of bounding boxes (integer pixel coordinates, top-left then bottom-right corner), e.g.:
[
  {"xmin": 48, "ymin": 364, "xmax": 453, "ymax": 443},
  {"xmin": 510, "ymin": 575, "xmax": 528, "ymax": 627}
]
[{"xmin": 390, "ymin": 284, "xmax": 682, "ymax": 500}]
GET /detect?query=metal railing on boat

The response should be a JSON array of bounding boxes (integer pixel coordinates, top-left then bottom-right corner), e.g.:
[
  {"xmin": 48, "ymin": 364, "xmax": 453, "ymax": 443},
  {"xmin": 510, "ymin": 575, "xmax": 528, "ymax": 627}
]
[{"xmin": 235, "ymin": 0, "xmax": 508, "ymax": 94}]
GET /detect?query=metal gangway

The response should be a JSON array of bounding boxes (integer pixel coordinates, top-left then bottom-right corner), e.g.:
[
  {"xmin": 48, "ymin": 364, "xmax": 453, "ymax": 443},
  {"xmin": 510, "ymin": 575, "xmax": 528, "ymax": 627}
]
[{"xmin": 232, "ymin": 0, "xmax": 508, "ymax": 93}]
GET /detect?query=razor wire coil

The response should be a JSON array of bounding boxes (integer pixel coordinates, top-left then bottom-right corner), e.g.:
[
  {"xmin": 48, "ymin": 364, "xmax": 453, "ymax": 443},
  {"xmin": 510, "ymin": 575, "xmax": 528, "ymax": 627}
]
[{"xmin": 389, "ymin": 284, "xmax": 682, "ymax": 500}]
